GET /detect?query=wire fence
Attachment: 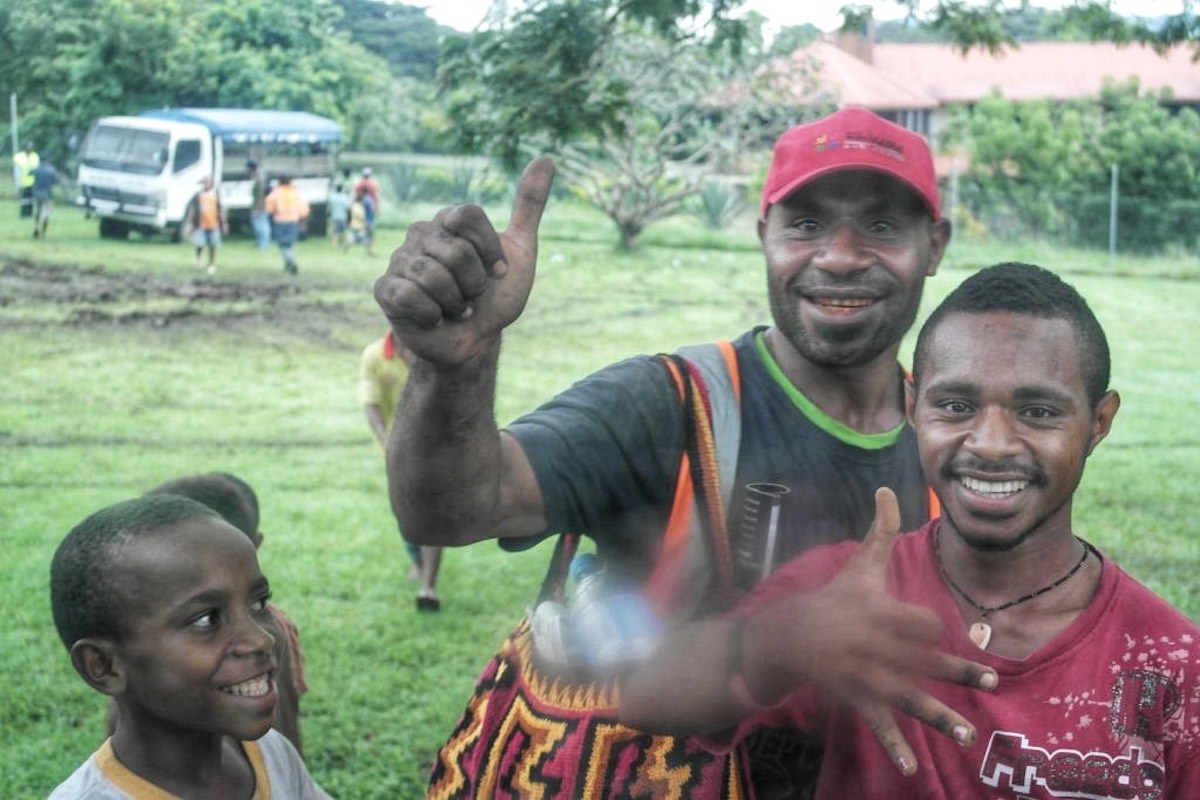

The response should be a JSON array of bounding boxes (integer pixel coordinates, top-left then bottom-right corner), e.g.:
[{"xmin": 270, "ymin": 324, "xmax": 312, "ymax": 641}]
[{"xmin": 948, "ymin": 188, "xmax": 1200, "ymax": 258}]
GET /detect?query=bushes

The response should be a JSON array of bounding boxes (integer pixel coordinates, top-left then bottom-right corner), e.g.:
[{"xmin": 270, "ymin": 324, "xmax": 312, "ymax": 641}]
[
  {"xmin": 942, "ymin": 86, "xmax": 1200, "ymax": 256},
  {"xmin": 688, "ymin": 180, "xmax": 749, "ymax": 230},
  {"xmin": 1067, "ymin": 193, "xmax": 1200, "ymax": 254},
  {"xmin": 366, "ymin": 158, "xmax": 513, "ymax": 208},
  {"xmin": 949, "ymin": 181, "xmax": 1200, "ymax": 255}
]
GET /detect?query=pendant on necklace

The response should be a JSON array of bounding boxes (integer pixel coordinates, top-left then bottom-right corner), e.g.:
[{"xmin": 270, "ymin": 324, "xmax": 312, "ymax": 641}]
[{"xmin": 969, "ymin": 621, "xmax": 993, "ymax": 650}]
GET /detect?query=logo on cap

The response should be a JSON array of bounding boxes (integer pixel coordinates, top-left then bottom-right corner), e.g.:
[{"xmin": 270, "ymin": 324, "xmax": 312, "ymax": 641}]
[{"xmin": 814, "ymin": 131, "xmax": 906, "ymax": 162}]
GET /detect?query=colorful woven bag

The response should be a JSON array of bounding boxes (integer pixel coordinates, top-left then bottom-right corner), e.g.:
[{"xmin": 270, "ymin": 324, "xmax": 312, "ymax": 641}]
[{"xmin": 428, "ymin": 345, "xmax": 749, "ymax": 799}]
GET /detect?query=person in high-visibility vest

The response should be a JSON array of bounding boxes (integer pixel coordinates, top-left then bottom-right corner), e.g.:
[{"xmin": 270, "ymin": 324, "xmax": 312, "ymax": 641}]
[
  {"xmin": 13, "ymin": 142, "xmax": 39, "ymax": 219},
  {"xmin": 184, "ymin": 176, "xmax": 228, "ymax": 273},
  {"xmin": 264, "ymin": 175, "xmax": 310, "ymax": 275}
]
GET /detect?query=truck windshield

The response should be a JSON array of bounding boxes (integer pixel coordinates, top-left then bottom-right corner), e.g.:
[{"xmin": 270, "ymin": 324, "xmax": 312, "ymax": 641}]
[{"xmin": 82, "ymin": 125, "xmax": 170, "ymax": 175}]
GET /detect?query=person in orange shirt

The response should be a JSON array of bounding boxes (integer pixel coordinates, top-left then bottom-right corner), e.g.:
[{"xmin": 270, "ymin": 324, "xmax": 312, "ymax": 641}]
[
  {"xmin": 264, "ymin": 175, "xmax": 310, "ymax": 276},
  {"xmin": 185, "ymin": 176, "xmax": 228, "ymax": 274}
]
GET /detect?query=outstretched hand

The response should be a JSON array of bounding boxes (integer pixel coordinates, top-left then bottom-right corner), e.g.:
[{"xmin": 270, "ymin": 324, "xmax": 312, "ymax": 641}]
[
  {"xmin": 752, "ymin": 488, "xmax": 997, "ymax": 775},
  {"xmin": 373, "ymin": 157, "xmax": 555, "ymax": 366}
]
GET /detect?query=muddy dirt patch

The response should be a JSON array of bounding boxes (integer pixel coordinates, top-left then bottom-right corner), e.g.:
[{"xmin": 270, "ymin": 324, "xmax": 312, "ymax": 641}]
[{"xmin": 0, "ymin": 255, "xmax": 360, "ymax": 330}]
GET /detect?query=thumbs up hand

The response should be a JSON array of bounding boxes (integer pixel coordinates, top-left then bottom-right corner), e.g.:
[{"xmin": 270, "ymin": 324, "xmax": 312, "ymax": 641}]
[{"xmin": 374, "ymin": 157, "xmax": 555, "ymax": 366}]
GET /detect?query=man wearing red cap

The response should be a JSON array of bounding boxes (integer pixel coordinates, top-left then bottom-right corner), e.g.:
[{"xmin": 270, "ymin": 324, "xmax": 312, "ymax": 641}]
[{"xmin": 375, "ymin": 107, "xmax": 961, "ymax": 795}]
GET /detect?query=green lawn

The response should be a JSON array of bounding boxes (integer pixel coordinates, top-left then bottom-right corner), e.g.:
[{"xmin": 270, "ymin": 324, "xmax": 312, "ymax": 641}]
[{"xmin": 2, "ymin": 194, "xmax": 1196, "ymax": 797}]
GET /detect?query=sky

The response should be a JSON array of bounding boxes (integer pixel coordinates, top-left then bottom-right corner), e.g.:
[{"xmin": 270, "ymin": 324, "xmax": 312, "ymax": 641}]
[
  {"xmin": 418, "ymin": 1, "xmax": 1179, "ymax": 34},
  {"xmin": 417, "ymin": 0, "xmax": 855, "ymax": 31}
]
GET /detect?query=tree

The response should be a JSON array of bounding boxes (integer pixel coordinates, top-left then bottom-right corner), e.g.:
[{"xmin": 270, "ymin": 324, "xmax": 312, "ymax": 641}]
[
  {"xmin": 1085, "ymin": 81, "xmax": 1200, "ymax": 252},
  {"xmin": 437, "ymin": 0, "xmax": 757, "ymax": 167},
  {"xmin": 939, "ymin": 83, "xmax": 1200, "ymax": 252},
  {"xmin": 881, "ymin": 1, "xmax": 1196, "ymax": 54},
  {"xmin": 546, "ymin": 23, "xmax": 782, "ymax": 249},
  {"xmin": 332, "ymin": 0, "xmax": 455, "ymax": 81},
  {"xmin": 441, "ymin": 2, "xmax": 808, "ymax": 248},
  {"xmin": 2, "ymin": 0, "xmax": 188, "ymax": 161},
  {"xmin": 940, "ymin": 93, "xmax": 1099, "ymax": 237},
  {"xmin": 0, "ymin": 0, "xmax": 395, "ymax": 162},
  {"xmin": 437, "ymin": 1, "xmax": 1196, "ymax": 164}
]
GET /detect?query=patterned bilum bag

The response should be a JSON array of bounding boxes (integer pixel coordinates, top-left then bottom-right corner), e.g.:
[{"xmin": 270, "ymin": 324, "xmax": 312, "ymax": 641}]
[{"xmin": 428, "ymin": 344, "xmax": 748, "ymax": 799}]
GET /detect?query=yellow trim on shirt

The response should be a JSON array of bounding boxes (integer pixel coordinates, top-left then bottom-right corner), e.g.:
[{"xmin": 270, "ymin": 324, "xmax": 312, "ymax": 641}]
[{"xmin": 95, "ymin": 736, "xmax": 270, "ymax": 799}]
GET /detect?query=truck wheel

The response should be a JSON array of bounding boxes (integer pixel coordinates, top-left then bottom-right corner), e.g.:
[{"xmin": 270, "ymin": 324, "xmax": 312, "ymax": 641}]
[{"xmin": 99, "ymin": 218, "xmax": 131, "ymax": 240}]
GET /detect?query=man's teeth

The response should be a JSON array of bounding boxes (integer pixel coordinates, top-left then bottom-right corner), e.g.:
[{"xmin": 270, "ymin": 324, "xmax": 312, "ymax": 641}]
[
  {"xmin": 961, "ymin": 476, "xmax": 1027, "ymax": 496},
  {"xmin": 221, "ymin": 674, "xmax": 271, "ymax": 697},
  {"xmin": 817, "ymin": 298, "xmax": 872, "ymax": 308}
]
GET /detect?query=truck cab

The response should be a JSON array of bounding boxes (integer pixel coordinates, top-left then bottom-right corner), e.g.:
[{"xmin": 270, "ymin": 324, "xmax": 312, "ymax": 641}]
[
  {"xmin": 77, "ymin": 108, "xmax": 342, "ymax": 240},
  {"xmin": 77, "ymin": 116, "xmax": 212, "ymax": 239}
]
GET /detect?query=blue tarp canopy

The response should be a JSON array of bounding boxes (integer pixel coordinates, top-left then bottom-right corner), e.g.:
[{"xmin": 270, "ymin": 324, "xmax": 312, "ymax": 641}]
[{"xmin": 139, "ymin": 108, "xmax": 342, "ymax": 144}]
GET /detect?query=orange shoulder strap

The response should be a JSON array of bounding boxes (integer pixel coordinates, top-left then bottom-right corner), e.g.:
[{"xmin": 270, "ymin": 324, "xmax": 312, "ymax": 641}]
[{"xmin": 646, "ymin": 341, "xmax": 739, "ymax": 609}]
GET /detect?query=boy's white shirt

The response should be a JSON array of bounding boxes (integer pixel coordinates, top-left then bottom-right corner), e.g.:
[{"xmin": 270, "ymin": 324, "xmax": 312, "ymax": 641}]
[{"xmin": 47, "ymin": 728, "xmax": 331, "ymax": 799}]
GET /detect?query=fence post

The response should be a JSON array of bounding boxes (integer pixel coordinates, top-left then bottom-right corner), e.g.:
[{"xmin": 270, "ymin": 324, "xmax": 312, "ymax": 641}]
[
  {"xmin": 10, "ymin": 93, "xmax": 20, "ymax": 190},
  {"xmin": 1108, "ymin": 163, "xmax": 1119, "ymax": 262}
]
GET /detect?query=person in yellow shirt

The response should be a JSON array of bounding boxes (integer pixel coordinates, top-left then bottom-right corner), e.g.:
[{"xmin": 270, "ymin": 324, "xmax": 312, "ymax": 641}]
[
  {"xmin": 345, "ymin": 190, "xmax": 369, "ymax": 253},
  {"xmin": 360, "ymin": 330, "xmax": 444, "ymax": 611},
  {"xmin": 264, "ymin": 175, "xmax": 310, "ymax": 275},
  {"xmin": 13, "ymin": 142, "xmax": 39, "ymax": 219}
]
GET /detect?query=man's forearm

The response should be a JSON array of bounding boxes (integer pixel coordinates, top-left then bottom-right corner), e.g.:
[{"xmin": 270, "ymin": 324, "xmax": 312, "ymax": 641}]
[{"xmin": 387, "ymin": 345, "xmax": 520, "ymax": 546}]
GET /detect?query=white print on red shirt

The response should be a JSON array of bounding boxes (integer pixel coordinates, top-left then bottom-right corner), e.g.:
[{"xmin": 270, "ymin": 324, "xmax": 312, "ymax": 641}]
[
  {"xmin": 978, "ymin": 651, "xmax": 1195, "ymax": 800},
  {"xmin": 981, "ymin": 730, "xmax": 1163, "ymax": 799}
]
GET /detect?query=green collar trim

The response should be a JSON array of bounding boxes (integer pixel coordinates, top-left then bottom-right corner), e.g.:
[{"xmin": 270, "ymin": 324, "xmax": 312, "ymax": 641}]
[{"xmin": 754, "ymin": 331, "xmax": 906, "ymax": 450}]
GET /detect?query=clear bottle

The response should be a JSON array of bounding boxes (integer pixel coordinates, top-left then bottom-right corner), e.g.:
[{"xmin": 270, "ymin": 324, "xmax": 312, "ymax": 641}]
[
  {"xmin": 568, "ymin": 553, "xmax": 663, "ymax": 678},
  {"xmin": 529, "ymin": 598, "xmax": 575, "ymax": 675}
]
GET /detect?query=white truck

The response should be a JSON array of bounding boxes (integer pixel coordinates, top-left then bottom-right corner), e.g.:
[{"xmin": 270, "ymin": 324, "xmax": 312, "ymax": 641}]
[{"xmin": 76, "ymin": 108, "xmax": 342, "ymax": 240}]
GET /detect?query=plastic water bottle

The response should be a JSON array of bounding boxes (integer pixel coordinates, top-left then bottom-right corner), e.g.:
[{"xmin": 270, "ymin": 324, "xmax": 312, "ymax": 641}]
[
  {"xmin": 529, "ymin": 598, "xmax": 575, "ymax": 675},
  {"xmin": 568, "ymin": 553, "xmax": 663, "ymax": 678}
]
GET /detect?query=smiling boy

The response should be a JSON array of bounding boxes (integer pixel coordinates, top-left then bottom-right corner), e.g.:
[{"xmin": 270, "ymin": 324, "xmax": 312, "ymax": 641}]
[
  {"xmin": 622, "ymin": 263, "xmax": 1200, "ymax": 796},
  {"xmin": 49, "ymin": 494, "xmax": 329, "ymax": 799}
]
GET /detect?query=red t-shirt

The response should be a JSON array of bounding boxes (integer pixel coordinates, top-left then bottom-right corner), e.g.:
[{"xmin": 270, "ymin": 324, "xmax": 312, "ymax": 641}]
[
  {"xmin": 722, "ymin": 521, "xmax": 1200, "ymax": 799},
  {"xmin": 354, "ymin": 177, "xmax": 379, "ymax": 208}
]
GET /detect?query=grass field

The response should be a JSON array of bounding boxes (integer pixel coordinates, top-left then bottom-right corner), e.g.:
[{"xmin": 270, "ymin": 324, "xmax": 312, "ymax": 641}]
[{"xmin": 1, "ymin": 191, "xmax": 1196, "ymax": 797}]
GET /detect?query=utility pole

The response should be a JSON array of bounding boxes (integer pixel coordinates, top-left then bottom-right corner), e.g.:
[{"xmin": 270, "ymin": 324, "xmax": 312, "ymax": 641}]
[
  {"xmin": 10, "ymin": 93, "xmax": 19, "ymax": 190},
  {"xmin": 1108, "ymin": 163, "xmax": 1119, "ymax": 263}
]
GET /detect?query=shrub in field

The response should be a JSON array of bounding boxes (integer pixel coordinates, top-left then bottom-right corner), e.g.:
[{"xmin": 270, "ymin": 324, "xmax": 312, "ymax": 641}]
[
  {"xmin": 384, "ymin": 164, "xmax": 425, "ymax": 204},
  {"xmin": 688, "ymin": 180, "xmax": 748, "ymax": 230},
  {"xmin": 447, "ymin": 162, "xmax": 510, "ymax": 205},
  {"xmin": 385, "ymin": 162, "xmax": 511, "ymax": 206}
]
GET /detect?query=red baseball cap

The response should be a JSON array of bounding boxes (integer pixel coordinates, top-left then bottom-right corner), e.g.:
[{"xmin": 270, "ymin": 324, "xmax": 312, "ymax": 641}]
[{"xmin": 760, "ymin": 106, "xmax": 940, "ymax": 219}]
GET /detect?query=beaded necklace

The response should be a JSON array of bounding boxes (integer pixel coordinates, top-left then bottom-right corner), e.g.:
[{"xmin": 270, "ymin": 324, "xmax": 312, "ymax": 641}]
[{"xmin": 934, "ymin": 526, "xmax": 1094, "ymax": 650}]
